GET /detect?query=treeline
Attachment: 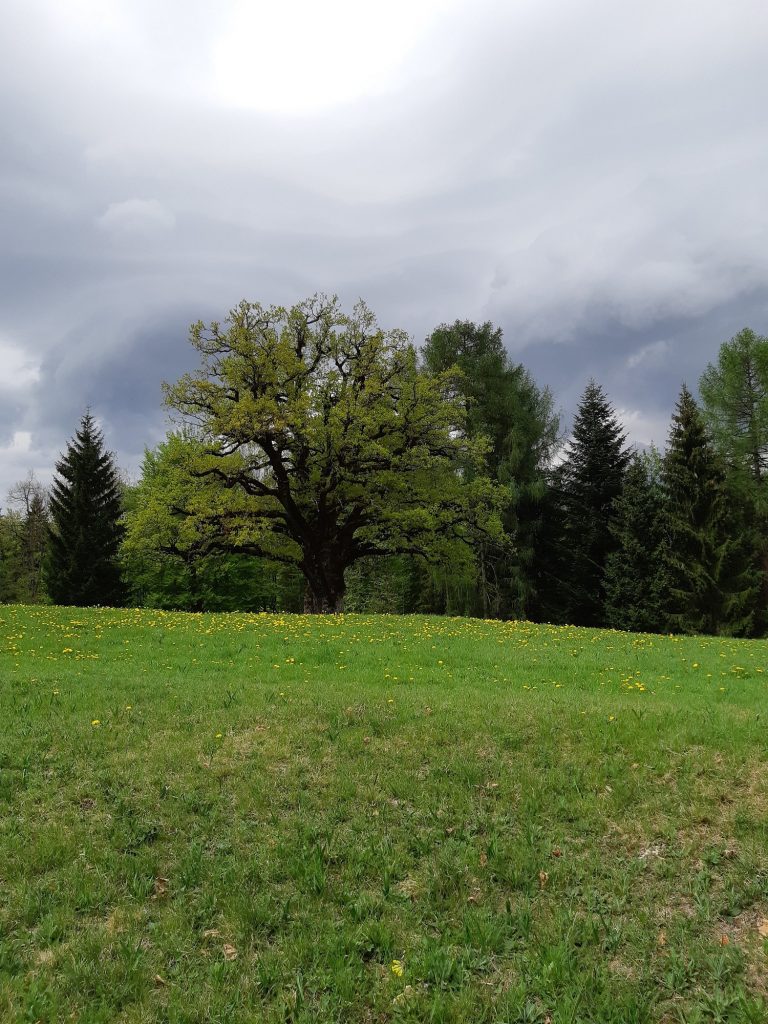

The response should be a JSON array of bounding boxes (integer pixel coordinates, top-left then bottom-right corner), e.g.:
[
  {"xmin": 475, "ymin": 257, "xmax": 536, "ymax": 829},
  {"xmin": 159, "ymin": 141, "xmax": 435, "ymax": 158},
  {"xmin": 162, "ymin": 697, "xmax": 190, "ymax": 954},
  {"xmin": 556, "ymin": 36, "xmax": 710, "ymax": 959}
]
[{"xmin": 2, "ymin": 312, "xmax": 766, "ymax": 637}]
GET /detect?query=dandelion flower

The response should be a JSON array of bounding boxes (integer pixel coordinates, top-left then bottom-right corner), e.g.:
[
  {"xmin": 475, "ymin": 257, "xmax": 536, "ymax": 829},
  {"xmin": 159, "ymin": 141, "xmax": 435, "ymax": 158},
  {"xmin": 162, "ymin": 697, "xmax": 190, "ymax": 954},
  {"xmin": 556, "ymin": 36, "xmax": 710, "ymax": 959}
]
[
  {"xmin": 91, "ymin": 719, "xmax": 100, "ymax": 726},
  {"xmin": 390, "ymin": 959, "xmax": 404, "ymax": 977}
]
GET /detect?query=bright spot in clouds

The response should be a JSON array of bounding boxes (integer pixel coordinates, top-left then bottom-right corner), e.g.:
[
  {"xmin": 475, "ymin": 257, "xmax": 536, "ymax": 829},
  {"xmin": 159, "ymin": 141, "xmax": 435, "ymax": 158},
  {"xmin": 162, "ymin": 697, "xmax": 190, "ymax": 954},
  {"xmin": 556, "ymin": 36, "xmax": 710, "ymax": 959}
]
[
  {"xmin": 0, "ymin": 338, "xmax": 41, "ymax": 389},
  {"xmin": 212, "ymin": 0, "xmax": 451, "ymax": 113},
  {"xmin": 97, "ymin": 199, "xmax": 176, "ymax": 237}
]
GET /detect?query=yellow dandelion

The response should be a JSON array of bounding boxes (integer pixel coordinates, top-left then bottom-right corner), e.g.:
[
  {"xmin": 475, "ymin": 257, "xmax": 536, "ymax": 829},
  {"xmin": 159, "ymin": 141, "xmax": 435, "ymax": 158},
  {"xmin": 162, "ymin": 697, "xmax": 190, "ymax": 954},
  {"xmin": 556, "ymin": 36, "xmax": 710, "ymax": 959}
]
[
  {"xmin": 390, "ymin": 959, "xmax": 404, "ymax": 977},
  {"xmin": 91, "ymin": 719, "xmax": 100, "ymax": 726}
]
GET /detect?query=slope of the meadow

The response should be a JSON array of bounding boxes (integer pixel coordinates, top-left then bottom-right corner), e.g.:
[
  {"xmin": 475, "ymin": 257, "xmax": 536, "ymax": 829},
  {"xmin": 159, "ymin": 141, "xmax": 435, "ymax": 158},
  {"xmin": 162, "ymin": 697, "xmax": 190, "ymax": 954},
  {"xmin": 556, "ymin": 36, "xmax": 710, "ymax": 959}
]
[{"xmin": 1, "ymin": 605, "xmax": 767, "ymax": 1024}]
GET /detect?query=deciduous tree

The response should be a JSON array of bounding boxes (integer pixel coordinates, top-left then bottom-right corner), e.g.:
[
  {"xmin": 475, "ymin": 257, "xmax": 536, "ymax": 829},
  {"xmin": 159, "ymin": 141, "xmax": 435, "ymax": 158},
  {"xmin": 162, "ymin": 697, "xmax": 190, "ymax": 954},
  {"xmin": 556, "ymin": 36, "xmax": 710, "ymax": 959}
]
[
  {"xmin": 7, "ymin": 473, "xmax": 49, "ymax": 603},
  {"xmin": 163, "ymin": 296, "xmax": 505, "ymax": 612},
  {"xmin": 123, "ymin": 435, "xmax": 304, "ymax": 612}
]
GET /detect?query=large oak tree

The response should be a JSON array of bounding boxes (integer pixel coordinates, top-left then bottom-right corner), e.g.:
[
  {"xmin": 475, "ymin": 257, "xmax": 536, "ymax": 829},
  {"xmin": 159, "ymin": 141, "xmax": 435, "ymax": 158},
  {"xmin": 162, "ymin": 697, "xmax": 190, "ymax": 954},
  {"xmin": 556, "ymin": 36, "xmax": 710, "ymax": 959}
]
[{"xmin": 163, "ymin": 296, "xmax": 505, "ymax": 612}]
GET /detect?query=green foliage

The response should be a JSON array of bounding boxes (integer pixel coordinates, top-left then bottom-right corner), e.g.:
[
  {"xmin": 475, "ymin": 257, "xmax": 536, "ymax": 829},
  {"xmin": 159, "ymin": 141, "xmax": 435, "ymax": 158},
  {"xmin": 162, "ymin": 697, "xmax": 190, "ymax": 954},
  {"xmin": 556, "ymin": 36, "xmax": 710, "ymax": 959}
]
[
  {"xmin": 123, "ymin": 435, "xmax": 304, "ymax": 612},
  {"xmin": 343, "ymin": 555, "xmax": 424, "ymax": 613},
  {"xmin": 699, "ymin": 327, "xmax": 768, "ymax": 510},
  {"xmin": 604, "ymin": 450, "xmax": 671, "ymax": 633},
  {"xmin": 45, "ymin": 413, "xmax": 125, "ymax": 607},
  {"xmin": 0, "ymin": 476, "xmax": 50, "ymax": 605},
  {"xmin": 0, "ymin": 512, "xmax": 25, "ymax": 603},
  {"xmin": 700, "ymin": 327, "xmax": 768, "ymax": 631},
  {"xmin": 541, "ymin": 381, "xmax": 631, "ymax": 626},
  {"xmin": 422, "ymin": 320, "xmax": 559, "ymax": 617},
  {"xmin": 7, "ymin": 475, "xmax": 49, "ymax": 604},
  {"xmin": 163, "ymin": 297, "xmax": 506, "ymax": 612},
  {"xmin": 662, "ymin": 386, "xmax": 760, "ymax": 636}
]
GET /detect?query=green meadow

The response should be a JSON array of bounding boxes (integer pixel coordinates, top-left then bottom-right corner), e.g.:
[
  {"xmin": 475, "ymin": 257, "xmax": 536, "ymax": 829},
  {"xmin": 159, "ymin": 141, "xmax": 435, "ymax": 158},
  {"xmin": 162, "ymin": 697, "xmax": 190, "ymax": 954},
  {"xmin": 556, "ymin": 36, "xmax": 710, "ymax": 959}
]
[{"xmin": 1, "ymin": 605, "xmax": 767, "ymax": 1023}]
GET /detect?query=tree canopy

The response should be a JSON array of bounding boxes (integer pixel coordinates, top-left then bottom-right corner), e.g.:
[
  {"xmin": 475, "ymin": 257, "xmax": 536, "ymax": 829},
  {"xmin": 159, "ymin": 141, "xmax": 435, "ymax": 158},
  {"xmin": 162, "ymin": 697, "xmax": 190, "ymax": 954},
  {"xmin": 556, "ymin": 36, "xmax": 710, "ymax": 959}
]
[
  {"xmin": 699, "ymin": 327, "xmax": 768, "ymax": 506},
  {"xmin": 163, "ymin": 296, "xmax": 506, "ymax": 612},
  {"xmin": 422, "ymin": 319, "xmax": 559, "ymax": 617}
]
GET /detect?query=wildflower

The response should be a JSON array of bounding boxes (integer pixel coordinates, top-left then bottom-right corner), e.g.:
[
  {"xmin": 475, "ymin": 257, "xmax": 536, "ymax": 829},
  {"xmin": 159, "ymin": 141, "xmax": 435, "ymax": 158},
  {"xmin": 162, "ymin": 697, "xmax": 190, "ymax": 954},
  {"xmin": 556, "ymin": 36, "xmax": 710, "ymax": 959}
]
[
  {"xmin": 215, "ymin": 732, "xmax": 223, "ymax": 739},
  {"xmin": 91, "ymin": 719, "xmax": 100, "ymax": 726},
  {"xmin": 390, "ymin": 959, "xmax": 404, "ymax": 977}
]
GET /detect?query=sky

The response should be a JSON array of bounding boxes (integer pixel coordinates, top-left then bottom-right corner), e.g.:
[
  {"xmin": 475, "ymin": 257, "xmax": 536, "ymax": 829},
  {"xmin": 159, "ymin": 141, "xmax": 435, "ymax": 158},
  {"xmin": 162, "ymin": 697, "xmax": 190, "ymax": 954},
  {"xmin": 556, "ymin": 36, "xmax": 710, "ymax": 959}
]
[{"xmin": 1, "ymin": 0, "xmax": 767, "ymax": 499}]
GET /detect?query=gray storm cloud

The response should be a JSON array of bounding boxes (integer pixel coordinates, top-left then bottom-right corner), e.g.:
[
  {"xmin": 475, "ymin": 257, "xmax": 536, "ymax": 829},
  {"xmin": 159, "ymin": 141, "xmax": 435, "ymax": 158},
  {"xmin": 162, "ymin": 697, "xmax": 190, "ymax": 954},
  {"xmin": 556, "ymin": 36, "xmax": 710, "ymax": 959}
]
[{"xmin": 1, "ymin": 0, "xmax": 767, "ymax": 496}]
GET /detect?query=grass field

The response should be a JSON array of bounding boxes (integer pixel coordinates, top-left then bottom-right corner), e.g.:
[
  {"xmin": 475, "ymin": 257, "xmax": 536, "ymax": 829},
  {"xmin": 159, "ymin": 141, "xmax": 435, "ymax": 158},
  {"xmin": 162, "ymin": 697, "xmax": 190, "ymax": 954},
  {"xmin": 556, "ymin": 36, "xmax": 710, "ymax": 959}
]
[{"xmin": 1, "ymin": 605, "xmax": 767, "ymax": 1023}]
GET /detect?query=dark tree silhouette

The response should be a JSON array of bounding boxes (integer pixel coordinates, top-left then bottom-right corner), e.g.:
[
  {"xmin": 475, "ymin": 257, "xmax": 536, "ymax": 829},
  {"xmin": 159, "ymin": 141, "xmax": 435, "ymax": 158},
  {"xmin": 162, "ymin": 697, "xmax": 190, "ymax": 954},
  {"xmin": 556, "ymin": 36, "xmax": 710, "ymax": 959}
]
[{"xmin": 45, "ymin": 412, "xmax": 125, "ymax": 606}]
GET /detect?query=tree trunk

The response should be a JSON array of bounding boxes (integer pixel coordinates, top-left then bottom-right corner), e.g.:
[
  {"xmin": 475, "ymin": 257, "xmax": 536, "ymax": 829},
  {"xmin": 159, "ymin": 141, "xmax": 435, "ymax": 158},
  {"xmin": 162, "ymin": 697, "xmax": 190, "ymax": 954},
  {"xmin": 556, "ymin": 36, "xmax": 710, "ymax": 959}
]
[
  {"xmin": 303, "ymin": 583, "xmax": 345, "ymax": 614},
  {"xmin": 301, "ymin": 554, "xmax": 346, "ymax": 613}
]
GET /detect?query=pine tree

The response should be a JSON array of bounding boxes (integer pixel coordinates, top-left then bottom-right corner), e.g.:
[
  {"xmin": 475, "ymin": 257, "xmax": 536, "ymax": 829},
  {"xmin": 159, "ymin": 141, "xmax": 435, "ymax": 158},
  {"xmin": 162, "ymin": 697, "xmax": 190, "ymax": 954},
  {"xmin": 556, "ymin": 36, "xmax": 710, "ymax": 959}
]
[
  {"xmin": 45, "ymin": 412, "xmax": 125, "ymax": 607},
  {"xmin": 549, "ymin": 380, "xmax": 631, "ymax": 626},
  {"xmin": 604, "ymin": 450, "xmax": 671, "ymax": 633},
  {"xmin": 662, "ymin": 385, "xmax": 759, "ymax": 636}
]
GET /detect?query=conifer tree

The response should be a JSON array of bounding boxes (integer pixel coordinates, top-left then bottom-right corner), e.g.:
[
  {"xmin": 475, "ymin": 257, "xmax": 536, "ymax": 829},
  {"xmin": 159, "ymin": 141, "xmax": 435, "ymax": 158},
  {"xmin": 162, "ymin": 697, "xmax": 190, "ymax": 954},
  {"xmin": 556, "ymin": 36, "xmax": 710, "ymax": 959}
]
[
  {"xmin": 700, "ymin": 327, "xmax": 768, "ymax": 632},
  {"xmin": 45, "ymin": 412, "xmax": 125, "ymax": 607},
  {"xmin": 549, "ymin": 380, "xmax": 631, "ymax": 626},
  {"xmin": 604, "ymin": 450, "xmax": 670, "ymax": 633},
  {"xmin": 662, "ymin": 385, "xmax": 759, "ymax": 636},
  {"xmin": 422, "ymin": 320, "xmax": 559, "ymax": 618},
  {"xmin": 699, "ymin": 327, "xmax": 768, "ymax": 509}
]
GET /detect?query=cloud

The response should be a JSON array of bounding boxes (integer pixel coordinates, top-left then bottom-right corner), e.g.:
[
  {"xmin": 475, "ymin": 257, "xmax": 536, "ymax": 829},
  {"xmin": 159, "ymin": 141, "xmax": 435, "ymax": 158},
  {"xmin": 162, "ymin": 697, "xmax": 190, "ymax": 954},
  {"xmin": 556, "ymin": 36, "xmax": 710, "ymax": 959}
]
[
  {"xmin": 0, "ymin": 431, "xmax": 56, "ymax": 504},
  {"xmin": 615, "ymin": 408, "xmax": 671, "ymax": 451},
  {"xmin": 0, "ymin": 0, "xmax": 767, "ymax": 495},
  {"xmin": 97, "ymin": 198, "xmax": 176, "ymax": 237},
  {"xmin": 627, "ymin": 340, "xmax": 670, "ymax": 370},
  {"xmin": 0, "ymin": 337, "xmax": 41, "ymax": 388}
]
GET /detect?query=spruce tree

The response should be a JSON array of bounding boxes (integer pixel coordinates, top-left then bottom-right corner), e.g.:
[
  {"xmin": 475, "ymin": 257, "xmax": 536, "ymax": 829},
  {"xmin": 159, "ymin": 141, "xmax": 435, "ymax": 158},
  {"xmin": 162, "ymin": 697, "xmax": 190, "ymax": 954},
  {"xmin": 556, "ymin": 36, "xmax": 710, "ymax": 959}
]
[
  {"xmin": 604, "ymin": 450, "xmax": 671, "ymax": 633},
  {"xmin": 45, "ymin": 412, "xmax": 125, "ymax": 607},
  {"xmin": 662, "ymin": 385, "xmax": 759, "ymax": 636},
  {"xmin": 551, "ymin": 380, "xmax": 631, "ymax": 626}
]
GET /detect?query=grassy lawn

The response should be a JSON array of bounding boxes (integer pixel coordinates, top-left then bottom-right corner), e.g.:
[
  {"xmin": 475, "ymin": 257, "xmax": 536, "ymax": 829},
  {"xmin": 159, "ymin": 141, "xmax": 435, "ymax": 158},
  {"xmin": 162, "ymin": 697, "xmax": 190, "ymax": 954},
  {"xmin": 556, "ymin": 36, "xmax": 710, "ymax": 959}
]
[{"xmin": 1, "ymin": 605, "xmax": 767, "ymax": 1023}]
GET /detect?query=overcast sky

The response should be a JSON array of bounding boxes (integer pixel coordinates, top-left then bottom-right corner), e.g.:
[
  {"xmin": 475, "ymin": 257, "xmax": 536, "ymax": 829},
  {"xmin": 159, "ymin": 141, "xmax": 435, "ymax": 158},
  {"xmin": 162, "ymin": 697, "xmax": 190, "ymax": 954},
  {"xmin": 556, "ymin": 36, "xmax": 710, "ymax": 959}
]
[{"xmin": 1, "ymin": 0, "xmax": 767, "ymax": 499}]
